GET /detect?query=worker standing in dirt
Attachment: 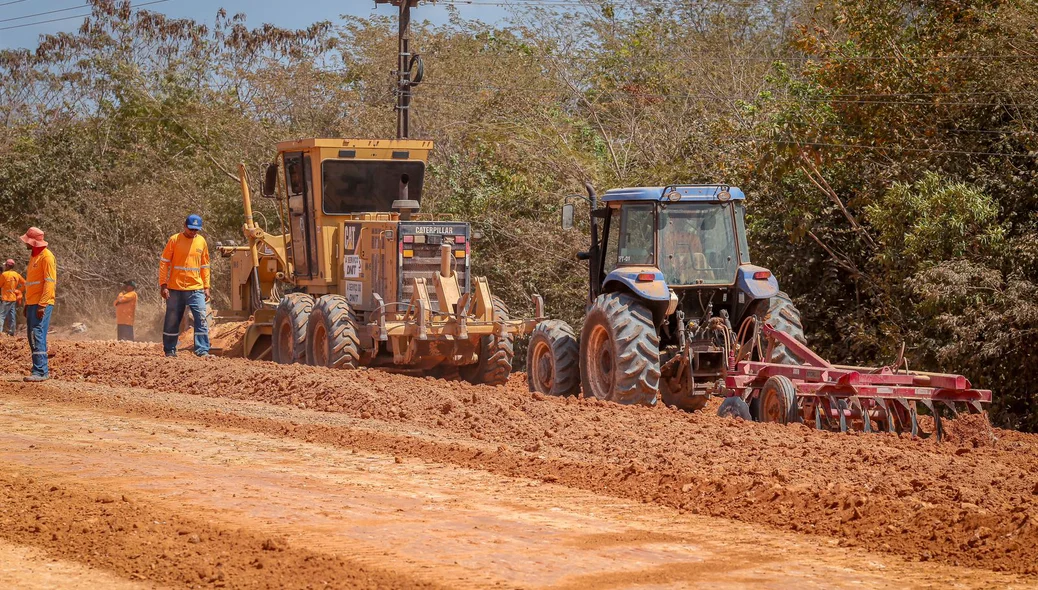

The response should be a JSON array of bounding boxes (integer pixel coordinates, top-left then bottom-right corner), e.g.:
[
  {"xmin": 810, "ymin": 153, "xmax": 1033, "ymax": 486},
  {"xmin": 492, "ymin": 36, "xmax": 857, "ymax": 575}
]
[
  {"xmin": 21, "ymin": 227, "xmax": 56, "ymax": 382},
  {"xmin": 114, "ymin": 280, "xmax": 138, "ymax": 342},
  {"xmin": 158, "ymin": 214, "xmax": 211, "ymax": 358},
  {"xmin": 1, "ymin": 259, "xmax": 25, "ymax": 336}
]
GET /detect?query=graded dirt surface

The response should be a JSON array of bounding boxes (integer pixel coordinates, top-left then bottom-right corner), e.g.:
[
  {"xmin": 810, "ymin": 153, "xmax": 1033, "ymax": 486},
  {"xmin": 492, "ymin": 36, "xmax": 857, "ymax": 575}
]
[{"xmin": 0, "ymin": 337, "xmax": 1035, "ymax": 588}]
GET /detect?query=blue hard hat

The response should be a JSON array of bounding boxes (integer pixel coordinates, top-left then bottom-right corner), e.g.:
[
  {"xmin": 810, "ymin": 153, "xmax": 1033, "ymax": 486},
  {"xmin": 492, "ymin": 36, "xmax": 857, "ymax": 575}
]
[{"xmin": 185, "ymin": 214, "xmax": 203, "ymax": 230}]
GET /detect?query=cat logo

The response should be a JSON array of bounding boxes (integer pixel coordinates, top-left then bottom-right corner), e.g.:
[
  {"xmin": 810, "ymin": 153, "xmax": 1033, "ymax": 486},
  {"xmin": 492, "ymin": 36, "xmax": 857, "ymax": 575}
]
[{"xmin": 343, "ymin": 222, "xmax": 362, "ymax": 254}]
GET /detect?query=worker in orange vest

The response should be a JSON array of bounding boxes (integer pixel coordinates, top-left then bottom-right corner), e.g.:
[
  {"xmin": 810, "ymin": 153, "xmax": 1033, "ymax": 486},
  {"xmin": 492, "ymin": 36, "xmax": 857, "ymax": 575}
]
[
  {"xmin": 114, "ymin": 280, "xmax": 138, "ymax": 341},
  {"xmin": 1, "ymin": 259, "xmax": 25, "ymax": 336},
  {"xmin": 21, "ymin": 227, "xmax": 56, "ymax": 382},
  {"xmin": 159, "ymin": 214, "xmax": 211, "ymax": 357}
]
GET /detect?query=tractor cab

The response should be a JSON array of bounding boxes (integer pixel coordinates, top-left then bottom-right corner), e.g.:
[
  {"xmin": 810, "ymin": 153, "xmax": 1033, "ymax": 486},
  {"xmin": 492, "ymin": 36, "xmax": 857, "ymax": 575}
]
[
  {"xmin": 543, "ymin": 184, "xmax": 803, "ymax": 411},
  {"xmin": 567, "ymin": 185, "xmax": 779, "ymax": 326}
]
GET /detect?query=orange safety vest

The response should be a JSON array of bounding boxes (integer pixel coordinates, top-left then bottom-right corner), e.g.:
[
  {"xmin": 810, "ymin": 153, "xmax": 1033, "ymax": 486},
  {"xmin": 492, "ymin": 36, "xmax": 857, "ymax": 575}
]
[
  {"xmin": 158, "ymin": 233, "xmax": 211, "ymax": 290},
  {"xmin": 25, "ymin": 249, "xmax": 56, "ymax": 307},
  {"xmin": 114, "ymin": 291, "xmax": 138, "ymax": 326},
  {"xmin": 1, "ymin": 270, "xmax": 25, "ymax": 302}
]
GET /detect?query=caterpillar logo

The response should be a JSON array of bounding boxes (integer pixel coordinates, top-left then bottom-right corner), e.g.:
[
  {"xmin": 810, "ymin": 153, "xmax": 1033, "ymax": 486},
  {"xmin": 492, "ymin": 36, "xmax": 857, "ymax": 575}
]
[
  {"xmin": 413, "ymin": 226, "xmax": 455, "ymax": 235},
  {"xmin": 343, "ymin": 222, "xmax": 362, "ymax": 254}
]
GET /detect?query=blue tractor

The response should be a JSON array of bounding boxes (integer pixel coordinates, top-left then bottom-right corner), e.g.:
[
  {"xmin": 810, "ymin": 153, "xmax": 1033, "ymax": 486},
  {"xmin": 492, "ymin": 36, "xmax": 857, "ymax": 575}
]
[{"xmin": 526, "ymin": 184, "xmax": 806, "ymax": 412}]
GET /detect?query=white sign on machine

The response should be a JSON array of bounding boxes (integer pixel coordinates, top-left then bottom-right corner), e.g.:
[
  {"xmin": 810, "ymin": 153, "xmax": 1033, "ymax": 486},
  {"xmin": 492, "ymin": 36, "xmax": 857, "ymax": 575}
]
[
  {"xmin": 344, "ymin": 255, "xmax": 362, "ymax": 278},
  {"xmin": 345, "ymin": 281, "xmax": 363, "ymax": 305}
]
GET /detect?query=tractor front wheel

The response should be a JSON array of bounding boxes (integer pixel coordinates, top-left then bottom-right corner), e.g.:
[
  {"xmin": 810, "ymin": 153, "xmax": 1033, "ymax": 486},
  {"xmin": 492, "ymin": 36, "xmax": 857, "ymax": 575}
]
[
  {"xmin": 579, "ymin": 293, "xmax": 660, "ymax": 406},
  {"xmin": 306, "ymin": 295, "xmax": 361, "ymax": 370},
  {"xmin": 527, "ymin": 319, "xmax": 580, "ymax": 396},
  {"xmin": 272, "ymin": 293, "xmax": 313, "ymax": 365},
  {"xmin": 459, "ymin": 296, "xmax": 514, "ymax": 386}
]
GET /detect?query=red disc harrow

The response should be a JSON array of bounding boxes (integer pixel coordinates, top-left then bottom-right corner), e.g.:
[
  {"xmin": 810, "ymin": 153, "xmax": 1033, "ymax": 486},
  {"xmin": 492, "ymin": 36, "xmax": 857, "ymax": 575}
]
[{"xmin": 724, "ymin": 325, "xmax": 991, "ymax": 439}]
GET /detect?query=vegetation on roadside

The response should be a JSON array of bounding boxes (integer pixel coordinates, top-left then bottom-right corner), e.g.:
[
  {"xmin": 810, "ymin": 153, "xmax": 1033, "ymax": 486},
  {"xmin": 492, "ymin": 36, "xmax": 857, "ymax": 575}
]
[{"xmin": 1, "ymin": 0, "xmax": 1035, "ymax": 428}]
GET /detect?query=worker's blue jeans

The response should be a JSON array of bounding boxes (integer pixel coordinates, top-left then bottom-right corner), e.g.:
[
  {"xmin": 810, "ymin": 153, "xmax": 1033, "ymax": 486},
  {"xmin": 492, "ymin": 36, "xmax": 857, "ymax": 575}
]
[
  {"xmin": 1, "ymin": 300, "xmax": 16, "ymax": 335},
  {"xmin": 26, "ymin": 304, "xmax": 52, "ymax": 377},
  {"xmin": 162, "ymin": 289, "xmax": 209, "ymax": 356}
]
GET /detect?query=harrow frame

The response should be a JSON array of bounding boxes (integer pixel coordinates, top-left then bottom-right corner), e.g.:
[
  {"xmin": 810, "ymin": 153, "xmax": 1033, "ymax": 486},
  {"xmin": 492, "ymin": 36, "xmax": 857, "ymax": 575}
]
[{"xmin": 724, "ymin": 324, "xmax": 991, "ymax": 440}]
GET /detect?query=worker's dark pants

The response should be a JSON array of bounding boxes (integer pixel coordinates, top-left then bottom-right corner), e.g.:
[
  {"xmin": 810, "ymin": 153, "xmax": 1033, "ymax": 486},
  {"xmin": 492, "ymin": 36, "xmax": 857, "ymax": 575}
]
[
  {"xmin": 1, "ymin": 301, "xmax": 16, "ymax": 335},
  {"xmin": 162, "ymin": 289, "xmax": 209, "ymax": 355},
  {"xmin": 26, "ymin": 304, "xmax": 52, "ymax": 377},
  {"xmin": 117, "ymin": 324, "xmax": 134, "ymax": 342}
]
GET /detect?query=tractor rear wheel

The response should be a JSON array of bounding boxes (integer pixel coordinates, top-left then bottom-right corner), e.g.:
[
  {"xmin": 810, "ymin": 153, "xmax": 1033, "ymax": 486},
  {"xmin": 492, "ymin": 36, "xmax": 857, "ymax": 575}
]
[
  {"xmin": 459, "ymin": 296, "xmax": 514, "ymax": 386},
  {"xmin": 526, "ymin": 320, "xmax": 580, "ymax": 396},
  {"xmin": 766, "ymin": 291, "xmax": 807, "ymax": 365},
  {"xmin": 756, "ymin": 375, "xmax": 799, "ymax": 424},
  {"xmin": 306, "ymin": 295, "xmax": 361, "ymax": 370},
  {"xmin": 579, "ymin": 293, "xmax": 660, "ymax": 406},
  {"xmin": 272, "ymin": 293, "xmax": 313, "ymax": 365}
]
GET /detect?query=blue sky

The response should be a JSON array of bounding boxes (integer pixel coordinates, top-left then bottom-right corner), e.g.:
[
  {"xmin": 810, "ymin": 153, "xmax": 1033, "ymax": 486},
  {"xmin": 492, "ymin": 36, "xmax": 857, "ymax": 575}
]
[{"xmin": 0, "ymin": 1, "xmax": 511, "ymax": 50}]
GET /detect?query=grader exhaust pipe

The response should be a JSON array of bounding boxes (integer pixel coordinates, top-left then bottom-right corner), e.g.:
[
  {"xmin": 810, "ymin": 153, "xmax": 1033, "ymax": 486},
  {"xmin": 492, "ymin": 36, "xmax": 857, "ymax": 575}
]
[{"xmin": 440, "ymin": 243, "xmax": 452, "ymax": 278}]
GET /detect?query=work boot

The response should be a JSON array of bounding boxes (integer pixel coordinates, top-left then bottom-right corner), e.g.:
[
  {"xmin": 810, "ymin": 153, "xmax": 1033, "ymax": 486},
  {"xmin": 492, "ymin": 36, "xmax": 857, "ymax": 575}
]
[
  {"xmin": 165, "ymin": 351, "xmax": 177, "ymax": 358},
  {"xmin": 24, "ymin": 374, "xmax": 48, "ymax": 382}
]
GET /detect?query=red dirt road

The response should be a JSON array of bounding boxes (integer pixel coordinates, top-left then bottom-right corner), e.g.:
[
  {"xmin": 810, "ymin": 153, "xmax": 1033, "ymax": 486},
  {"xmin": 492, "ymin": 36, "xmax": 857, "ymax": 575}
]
[{"xmin": 0, "ymin": 338, "xmax": 1036, "ymax": 588}]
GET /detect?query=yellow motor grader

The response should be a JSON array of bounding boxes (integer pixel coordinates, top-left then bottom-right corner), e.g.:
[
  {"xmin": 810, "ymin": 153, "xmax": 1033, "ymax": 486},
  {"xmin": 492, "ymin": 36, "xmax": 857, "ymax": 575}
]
[{"xmin": 215, "ymin": 138, "xmax": 543, "ymax": 383}]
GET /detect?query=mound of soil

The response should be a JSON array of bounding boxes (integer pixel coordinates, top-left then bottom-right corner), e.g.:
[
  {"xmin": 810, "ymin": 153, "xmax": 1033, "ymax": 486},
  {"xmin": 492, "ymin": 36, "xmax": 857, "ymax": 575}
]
[{"xmin": 2, "ymin": 338, "xmax": 1036, "ymax": 576}]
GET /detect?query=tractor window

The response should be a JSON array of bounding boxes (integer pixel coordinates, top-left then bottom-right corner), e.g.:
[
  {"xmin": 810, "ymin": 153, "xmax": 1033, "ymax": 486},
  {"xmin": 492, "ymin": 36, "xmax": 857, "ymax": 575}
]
[
  {"xmin": 603, "ymin": 209, "xmax": 619, "ymax": 274},
  {"xmin": 322, "ymin": 160, "xmax": 425, "ymax": 214},
  {"xmin": 734, "ymin": 202, "xmax": 751, "ymax": 264},
  {"xmin": 658, "ymin": 202, "xmax": 738, "ymax": 285},
  {"xmin": 616, "ymin": 203, "xmax": 655, "ymax": 266}
]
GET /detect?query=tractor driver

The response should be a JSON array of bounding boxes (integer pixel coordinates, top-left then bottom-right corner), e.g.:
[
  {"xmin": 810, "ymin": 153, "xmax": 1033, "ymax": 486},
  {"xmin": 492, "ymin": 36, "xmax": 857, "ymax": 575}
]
[{"xmin": 659, "ymin": 211, "xmax": 709, "ymax": 285}]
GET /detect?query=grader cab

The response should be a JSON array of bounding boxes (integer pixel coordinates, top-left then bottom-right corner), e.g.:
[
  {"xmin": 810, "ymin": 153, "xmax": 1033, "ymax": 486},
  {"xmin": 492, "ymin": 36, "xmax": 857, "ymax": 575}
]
[{"xmin": 216, "ymin": 138, "xmax": 542, "ymax": 383}]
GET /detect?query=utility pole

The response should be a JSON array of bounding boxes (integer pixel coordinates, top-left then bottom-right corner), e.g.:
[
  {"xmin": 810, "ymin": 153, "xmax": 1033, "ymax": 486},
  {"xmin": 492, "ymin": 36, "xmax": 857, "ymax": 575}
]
[{"xmin": 375, "ymin": 0, "xmax": 423, "ymax": 139}]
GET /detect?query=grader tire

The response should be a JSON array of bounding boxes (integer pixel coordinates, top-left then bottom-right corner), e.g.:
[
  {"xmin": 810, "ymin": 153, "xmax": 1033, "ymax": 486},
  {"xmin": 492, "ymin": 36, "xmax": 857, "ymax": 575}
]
[
  {"xmin": 526, "ymin": 319, "xmax": 580, "ymax": 396},
  {"xmin": 272, "ymin": 293, "xmax": 313, "ymax": 365},
  {"xmin": 767, "ymin": 291, "xmax": 808, "ymax": 365},
  {"xmin": 579, "ymin": 293, "xmax": 660, "ymax": 406},
  {"xmin": 459, "ymin": 296, "xmax": 514, "ymax": 386},
  {"xmin": 306, "ymin": 295, "xmax": 361, "ymax": 370}
]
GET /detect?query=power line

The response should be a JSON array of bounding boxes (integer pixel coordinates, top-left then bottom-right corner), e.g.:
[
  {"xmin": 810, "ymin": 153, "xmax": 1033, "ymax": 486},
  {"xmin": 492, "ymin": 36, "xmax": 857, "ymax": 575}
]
[
  {"xmin": 0, "ymin": 0, "xmax": 169, "ymax": 32},
  {"xmin": 749, "ymin": 138, "xmax": 1034, "ymax": 158},
  {"xmin": 0, "ymin": 0, "xmax": 29, "ymax": 7},
  {"xmin": 417, "ymin": 80, "xmax": 1037, "ymax": 107},
  {"xmin": 0, "ymin": 2, "xmax": 91, "ymax": 24}
]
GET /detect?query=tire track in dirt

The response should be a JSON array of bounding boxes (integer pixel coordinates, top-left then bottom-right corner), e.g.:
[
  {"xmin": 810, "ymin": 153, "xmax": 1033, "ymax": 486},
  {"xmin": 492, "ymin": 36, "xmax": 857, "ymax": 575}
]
[
  {"xmin": 1, "ymin": 338, "xmax": 1036, "ymax": 577},
  {"xmin": 0, "ymin": 468, "xmax": 441, "ymax": 589},
  {"xmin": 0, "ymin": 540, "xmax": 153, "ymax": 590},
  {"xmin": 0, "ymin": 383, "xmax": 1030, "ymax": 589}
]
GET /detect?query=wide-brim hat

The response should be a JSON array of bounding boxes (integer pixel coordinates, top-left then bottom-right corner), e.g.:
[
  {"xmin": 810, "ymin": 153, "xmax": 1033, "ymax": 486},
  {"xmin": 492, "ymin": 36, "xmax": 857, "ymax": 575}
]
[{"xmin": 20, "ymin": 227, "xmax": 47, "ymax": 248}]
